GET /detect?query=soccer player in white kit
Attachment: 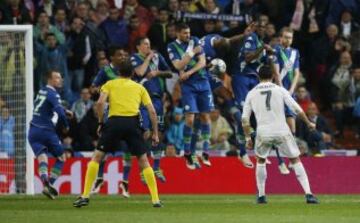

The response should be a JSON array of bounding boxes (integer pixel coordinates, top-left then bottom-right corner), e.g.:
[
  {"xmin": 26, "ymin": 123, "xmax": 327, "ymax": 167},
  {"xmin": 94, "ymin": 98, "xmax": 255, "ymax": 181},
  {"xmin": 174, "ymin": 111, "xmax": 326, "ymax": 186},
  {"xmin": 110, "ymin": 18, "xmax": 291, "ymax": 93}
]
[{"xmin": 241, "ymin": 65, "xmax": 319, "ymax": 204}]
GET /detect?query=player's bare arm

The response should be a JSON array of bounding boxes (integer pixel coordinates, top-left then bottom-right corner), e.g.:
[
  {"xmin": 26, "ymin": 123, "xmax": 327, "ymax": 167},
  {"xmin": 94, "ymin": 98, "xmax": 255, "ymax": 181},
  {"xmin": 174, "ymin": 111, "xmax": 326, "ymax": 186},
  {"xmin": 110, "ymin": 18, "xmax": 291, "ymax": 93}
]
[
  {"xmin": 146, "ymin": 103, "xmax": 159, "ymax": 146},
  {"xmin": 96, "ymin": 91, "xmax": 108, "ymax": 135}
]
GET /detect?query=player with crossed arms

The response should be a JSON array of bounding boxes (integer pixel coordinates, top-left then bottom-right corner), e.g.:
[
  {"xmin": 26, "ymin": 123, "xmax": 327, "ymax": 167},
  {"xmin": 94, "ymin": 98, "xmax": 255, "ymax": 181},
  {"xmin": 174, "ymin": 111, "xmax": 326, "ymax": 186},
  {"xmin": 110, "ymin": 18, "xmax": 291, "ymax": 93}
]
[{"xmin": 242, "ymin": 65, "xmax": 319, "ymax": 204}]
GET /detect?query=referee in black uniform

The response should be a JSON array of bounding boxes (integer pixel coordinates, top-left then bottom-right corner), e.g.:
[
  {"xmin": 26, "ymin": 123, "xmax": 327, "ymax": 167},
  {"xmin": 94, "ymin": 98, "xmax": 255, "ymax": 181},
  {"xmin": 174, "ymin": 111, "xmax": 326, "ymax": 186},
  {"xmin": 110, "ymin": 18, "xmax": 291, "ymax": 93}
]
[{"xmin": 73, "ymin": 58, "xmax": 162, "ymax": 208}]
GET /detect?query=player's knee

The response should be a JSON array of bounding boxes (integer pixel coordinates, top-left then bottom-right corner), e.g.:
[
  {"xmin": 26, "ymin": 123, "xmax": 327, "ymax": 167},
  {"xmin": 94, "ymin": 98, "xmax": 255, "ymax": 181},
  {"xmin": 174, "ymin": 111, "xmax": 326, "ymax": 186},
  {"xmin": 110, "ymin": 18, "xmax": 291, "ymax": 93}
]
[
  {"xmin": 289, "ymin": 157, "xmax": 300, "ymax": 164},
  {"xmin": 137, "ymin": 153, "xmax": 150, "ymax": 170},
  {"xmin": 199, "ymin": 113, "xmax": 210, "ymax": 123},
  {"xmin": 92, "ymin": 150, "xmax": 105, "ymax": 163},
  {"xmin": 185, "ymin": 114, "xmax": 195, "ymax": 126},
  {"xmin": 256, "ymin": 157, "xmax": 266, "ymax": 164}
]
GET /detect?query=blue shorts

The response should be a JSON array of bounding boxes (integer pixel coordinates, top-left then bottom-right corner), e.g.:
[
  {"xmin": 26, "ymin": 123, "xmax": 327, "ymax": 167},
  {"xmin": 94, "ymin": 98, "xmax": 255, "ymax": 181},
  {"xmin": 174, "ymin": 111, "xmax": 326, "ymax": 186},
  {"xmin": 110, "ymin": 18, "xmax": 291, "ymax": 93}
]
[
  {"xmin": 208, "ymin": 74, "xmax": 223, "ymax": 91},
  {"xmin": 140, "ymin": 98, "xmax": 165, "ymax": 132},
  {"xmin": 181, "ymin": 81, "xmax": 214, "ymax": 113},
  {"xmin": 232, "ymin": 74, "xmax": 259, "ymax": 107},
  {"xmin": 28, "ymin": 125, "xmax": 63, "ymax": 157}
]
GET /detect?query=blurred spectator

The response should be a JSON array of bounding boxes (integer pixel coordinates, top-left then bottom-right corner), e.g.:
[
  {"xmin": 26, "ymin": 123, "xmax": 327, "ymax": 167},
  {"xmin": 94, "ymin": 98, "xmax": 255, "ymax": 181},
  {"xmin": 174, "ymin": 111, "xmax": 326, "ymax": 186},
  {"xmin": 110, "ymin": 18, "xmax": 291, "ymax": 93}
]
[
  {"xmin": 92, "ymin": 0, "xmax": 109, "ymax": 25},
  {"xmin": 99, "ymin": 7, "xmax": 128, "ymax": 48},
  {"xmin": 296, "ymin": 103, "xmax": 333, "ymax": 154},
  {"xmin": 326, "ymin": 0, "xmax": 360, "ymax": 26},
  {"xmin": 148, "ymin": 8, "xmax": 169, "ymax": 57},
  {"xmin": 339, "ymin": 10, "xmax": 359, "ymax": 39},
  {"xmin": 0, "ymin": 97, "xmax": 5, "ymax": 109},
  {"xmin": 128, "ymin": 15, "xmax": 148, "ymax": 53},
  {"xmin": 167, "ymin": 0, "xmax": 179, "ymax": 22},
  {"xmin": 264, "ymin": 23, "xmax": 276, "ymax": 44},
  {"xmin": 225, "ymin": 0, "xmax": 260, "ymax": 24},
  {"xmin": 63, "ymin": 136, "xmax": 74, "ymax": 158},
  {"xmin": 120, "ymin": 0, "xmax": 151, "ymax": 27},
  {"xmin": 166, "ymin": 107, "xmax": 185, "ymax": 153},
  {"xmin": 351, "ymin": 67, "xmax": 360, "ymax": 138},
  {"xmin": 0, "ymin": 33, "xmax": 25, "ymax": 93},
  {"xmin": 327, "ymin": 51, "xmax": 354, "ymax": 137},
  {"xmin": 75, "ymin": 104, "xmax": 99, "ymax": 151},
  {"xmin": 54, "ymin": 0, "xmax": 78, "ymax": 16},
  {"xmin": 75, "ymin": 2, "xmax": 106, "ymax": 50},
  {"xmin": 52, "ymin": 7, "xmax": 70, "ymax": 35},
  {"xmin": 67, "ymin": 17, "xmax": 96, "ymax": 100},
  {"xmin": 295, "ymin": 85, "xmax": 312, "ymax": 112},
  {"xmin": 34, "ymin": 33, "xmax": 71, "ymax": 101},
  {"xmin": 37, "ymin": 0, "xmax": 56, "ymax": 17},
  {"xmin": 311, "ymin": 24, "xmax": 339, "ymax": 90},
  {"xmin": 202, "ymin": 19, "xmax": 216, "ymax": 35},
  {"xmin": 71, "ymin": 88, "xmax": 94, "ymax": 123},
  {"xmin": 33, "ymin": 11, "xmax": 65, "ymax": 44},
  {"xmin": 0, "ymin": 0, "xmax": 32, "ymax": 24},
  {"xmin": 210, "ymin": 109, "xmax": 233, "ymax": 151},
  {"xmin": 203, "ymin": 0, "xmax": 221, "ymax": 14},
  {"xmin": 349, "ymin": 30, "xmax": 360, "ymax": 66},
  {"xmin": 0, "ymin": 107, "xmax": 15, "ymax": 157}
]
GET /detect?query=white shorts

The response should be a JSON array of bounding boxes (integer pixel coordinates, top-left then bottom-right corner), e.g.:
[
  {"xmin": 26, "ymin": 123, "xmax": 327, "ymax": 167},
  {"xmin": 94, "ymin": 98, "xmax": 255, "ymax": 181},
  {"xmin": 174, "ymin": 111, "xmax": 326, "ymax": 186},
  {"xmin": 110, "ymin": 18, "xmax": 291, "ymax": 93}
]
[{"xmin": 255, "ymin": 134, "xmax": 300, "ymax": 159}]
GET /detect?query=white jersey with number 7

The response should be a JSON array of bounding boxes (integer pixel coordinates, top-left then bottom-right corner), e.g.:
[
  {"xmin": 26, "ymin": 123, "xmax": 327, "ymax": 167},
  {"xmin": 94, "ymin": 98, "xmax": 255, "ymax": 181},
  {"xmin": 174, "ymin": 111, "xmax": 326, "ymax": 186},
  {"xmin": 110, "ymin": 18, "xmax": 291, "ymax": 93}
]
[{"xmin": 242, "ymin": 82, "xmax": 303, "ymax": 137}]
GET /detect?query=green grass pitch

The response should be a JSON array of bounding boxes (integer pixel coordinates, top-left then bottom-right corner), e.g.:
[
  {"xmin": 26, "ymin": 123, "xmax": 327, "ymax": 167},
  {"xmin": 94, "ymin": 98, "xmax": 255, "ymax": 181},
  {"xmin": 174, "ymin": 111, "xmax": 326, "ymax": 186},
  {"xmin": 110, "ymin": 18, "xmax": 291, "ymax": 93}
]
[{"xmin": 1, "ymin": 195, "xmax": 359, "ymax": 223}]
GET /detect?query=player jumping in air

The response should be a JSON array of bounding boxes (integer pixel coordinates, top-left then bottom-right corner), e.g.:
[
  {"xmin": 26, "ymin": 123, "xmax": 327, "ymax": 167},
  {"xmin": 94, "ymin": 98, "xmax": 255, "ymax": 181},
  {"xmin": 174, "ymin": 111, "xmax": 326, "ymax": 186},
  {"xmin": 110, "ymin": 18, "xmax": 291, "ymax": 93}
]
[{"xmin": 167, "ymin": 23, "xmax": 214, "ymax": 169}]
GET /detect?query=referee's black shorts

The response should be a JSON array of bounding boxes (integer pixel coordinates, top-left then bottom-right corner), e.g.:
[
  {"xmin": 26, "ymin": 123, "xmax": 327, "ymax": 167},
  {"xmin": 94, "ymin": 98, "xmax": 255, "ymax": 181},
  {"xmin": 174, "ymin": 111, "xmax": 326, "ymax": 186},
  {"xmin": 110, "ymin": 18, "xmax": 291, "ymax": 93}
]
[{"xmin": 97, "ymin": 116, "xmax": 147, "ymax": 157}]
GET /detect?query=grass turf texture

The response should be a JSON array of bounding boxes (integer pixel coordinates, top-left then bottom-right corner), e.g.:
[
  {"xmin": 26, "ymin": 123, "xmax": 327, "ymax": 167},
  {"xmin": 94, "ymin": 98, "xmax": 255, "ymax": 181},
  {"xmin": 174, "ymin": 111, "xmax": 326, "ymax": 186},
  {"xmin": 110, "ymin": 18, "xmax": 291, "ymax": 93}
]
[{"xmin": 1, "ymin": 195, "xmax": 359, "ymax": 223}]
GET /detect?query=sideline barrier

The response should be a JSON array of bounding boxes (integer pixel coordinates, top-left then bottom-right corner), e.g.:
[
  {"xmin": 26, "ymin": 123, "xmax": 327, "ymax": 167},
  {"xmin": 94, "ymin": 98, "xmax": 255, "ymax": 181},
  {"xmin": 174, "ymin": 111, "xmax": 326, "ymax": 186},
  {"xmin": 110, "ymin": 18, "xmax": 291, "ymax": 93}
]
[{"xmin": 1, "ymin": 157, "xmax": 360, "ymax": 194}]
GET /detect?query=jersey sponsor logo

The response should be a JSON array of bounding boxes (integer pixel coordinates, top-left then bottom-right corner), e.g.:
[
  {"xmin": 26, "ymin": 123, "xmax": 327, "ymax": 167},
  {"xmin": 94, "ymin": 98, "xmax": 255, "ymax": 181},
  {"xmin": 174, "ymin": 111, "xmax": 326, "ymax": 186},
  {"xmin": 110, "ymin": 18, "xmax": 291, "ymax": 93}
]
[{"xmin": 244, "ymin": 42, "xmax": 251, "ymax": 49}]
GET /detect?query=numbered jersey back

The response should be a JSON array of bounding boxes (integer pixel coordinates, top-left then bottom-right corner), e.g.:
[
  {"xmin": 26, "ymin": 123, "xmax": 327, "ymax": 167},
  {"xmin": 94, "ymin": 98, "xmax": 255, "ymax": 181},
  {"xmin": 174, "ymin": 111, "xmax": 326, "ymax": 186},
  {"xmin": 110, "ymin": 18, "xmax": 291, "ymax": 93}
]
[
  {"xmin": 243, "ymin": 82, "xmax": 299, "ymax": 136},
  {"xmin": 31, "ymin": 86, "xmax": 61, "ymax": 129}
]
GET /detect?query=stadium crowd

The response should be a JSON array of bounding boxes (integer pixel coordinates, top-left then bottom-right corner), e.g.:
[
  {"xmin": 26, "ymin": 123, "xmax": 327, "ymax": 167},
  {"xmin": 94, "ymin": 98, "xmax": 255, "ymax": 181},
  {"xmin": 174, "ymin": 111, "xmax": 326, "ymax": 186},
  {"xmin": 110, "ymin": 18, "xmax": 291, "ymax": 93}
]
[{"xmin": 0, "ymin": 0, "xmax": 360, "ymax": 158}]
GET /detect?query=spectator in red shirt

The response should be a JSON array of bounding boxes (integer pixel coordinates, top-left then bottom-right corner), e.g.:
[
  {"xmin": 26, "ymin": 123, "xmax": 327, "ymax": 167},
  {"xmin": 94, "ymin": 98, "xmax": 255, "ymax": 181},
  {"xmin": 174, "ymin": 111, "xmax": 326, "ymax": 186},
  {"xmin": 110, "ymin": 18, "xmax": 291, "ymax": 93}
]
[
  {"xmin": 128, "ymin": 15, "xmax": 149, "ymax": 53},
  {"xmin": 296, "ymin": 85, "xmax": 312, "ymax": 112}
]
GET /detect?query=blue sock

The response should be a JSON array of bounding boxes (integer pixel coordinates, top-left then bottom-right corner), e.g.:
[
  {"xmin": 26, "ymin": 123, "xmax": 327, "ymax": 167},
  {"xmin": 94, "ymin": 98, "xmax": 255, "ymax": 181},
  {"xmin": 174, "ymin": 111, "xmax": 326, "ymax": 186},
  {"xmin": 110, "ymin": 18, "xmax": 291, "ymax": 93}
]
[
  {"xmin": 237, "ymin": 122, "xmax": 247, "ymax": 157},
  {"xmin": 49, "ymin": 159, "xmax": 64, "ymax": 185},
  {"xmin": 97, "ymin": 160, "xmax": 105, "ymax": 179},
  {"xmin": 39, "ymin": 161, "xmax": 48, "ymax": 183},
  {"xmin": 183, "ymin": 124, "xmax": 193, "ymax": 154},
  {"xmin": 122, "ymin": 153, "xmax": 132, "ymax": 182},
  {"xmin": 274, "ymin": 146, "xmax": 284, "ymax": 165},
  {"xmin": 152, "ymin": 143, "xmax": 163, "ymax": 170},
  {"xmin": 190, "ymin": 120, "xmax": 201, "ymax": 154},
  {"xmin": 201, "ymin": 123, "xmax": 211, "ymax": 153}
]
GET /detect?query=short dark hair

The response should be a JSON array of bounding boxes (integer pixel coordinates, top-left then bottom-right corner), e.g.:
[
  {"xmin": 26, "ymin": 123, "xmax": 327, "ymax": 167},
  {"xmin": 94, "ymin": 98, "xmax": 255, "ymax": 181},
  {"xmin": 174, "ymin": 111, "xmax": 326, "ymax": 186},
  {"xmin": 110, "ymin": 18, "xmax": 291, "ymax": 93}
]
[
  {"xmin": 45, "ymin": 32, "xmax": 56, "ymax": 39},
  {"xmin": 280, "ymin": 27, "xmax": 294, "ymax": 36},
  {"xmin": 118, "ymin": 58, "xmax": 134, "ymax": 77},
  {"xmin": 258, "ymin": 65, "xmax": 273, "ymax": 80},
  {"xmin": 45, "ymin": 70, "xmax": 59, "ymax": 80},
  {"xmin": 135, "ymin": 37, "xmax": 148, "ymax": 47},
  {"xmin": 108, "ymin": 45, "xmax": 125, "ymax": 57},
  {"xmin": 176, "ymin": 23, "xmax": 190, "ymax": 32}
]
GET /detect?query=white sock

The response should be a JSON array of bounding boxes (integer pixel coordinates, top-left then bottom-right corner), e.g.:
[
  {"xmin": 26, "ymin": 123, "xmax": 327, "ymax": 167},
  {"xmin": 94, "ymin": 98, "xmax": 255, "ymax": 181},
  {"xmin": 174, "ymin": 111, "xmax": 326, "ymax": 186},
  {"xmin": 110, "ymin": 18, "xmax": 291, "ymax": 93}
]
[
  {"xmin": 256, "ymin": 162, "xmax": 267, "ymax": 197},
  {"xmin": 292, "ymin": 162, "xmax": 312, "ymax": 194}
]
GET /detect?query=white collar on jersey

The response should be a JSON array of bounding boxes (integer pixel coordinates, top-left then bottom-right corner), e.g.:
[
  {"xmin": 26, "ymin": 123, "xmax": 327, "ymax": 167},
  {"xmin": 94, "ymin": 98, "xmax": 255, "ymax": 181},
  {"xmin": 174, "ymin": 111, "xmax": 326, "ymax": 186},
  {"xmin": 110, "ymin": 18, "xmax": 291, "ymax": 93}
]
[
  {"xmin": 46, "ymin": 85, "xmax": 56, "ymax": 91},
  {"xmin": 175, "ymin": 39, "xmax": 182, "ymax": 44}
]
